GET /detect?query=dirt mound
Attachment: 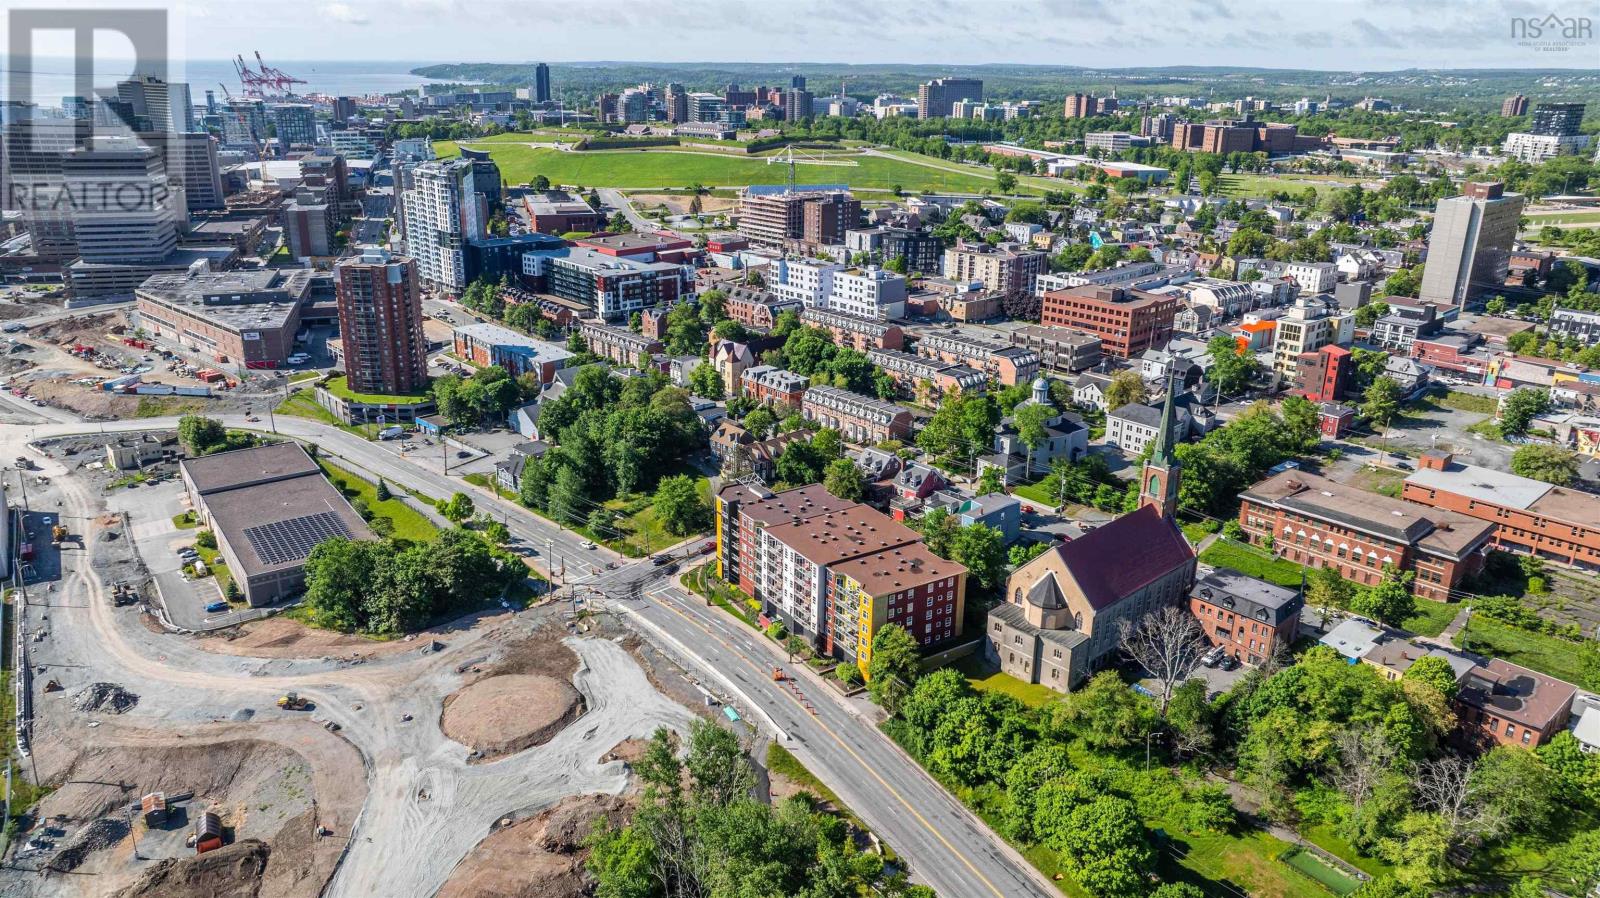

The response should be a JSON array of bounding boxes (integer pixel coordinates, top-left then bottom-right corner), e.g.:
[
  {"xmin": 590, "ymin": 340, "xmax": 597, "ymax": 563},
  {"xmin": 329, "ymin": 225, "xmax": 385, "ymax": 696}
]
[
  {"xmin": 73, "ymin": 682, "xmax": 139, "ymax": 714},
  {"xmin": 49, "ymin": 816, "xmax": 129, "ymax": 872},
  {"xmin": 112, "ymin": 839, "xmax": 270, "ymax": 898},
  {"xmin": 437, "ymin": 795, "xmax": 628, "ymax": 898},
  {"xmin": 441, "ymin": 674, "xmax": 582, "ymax": 759}
]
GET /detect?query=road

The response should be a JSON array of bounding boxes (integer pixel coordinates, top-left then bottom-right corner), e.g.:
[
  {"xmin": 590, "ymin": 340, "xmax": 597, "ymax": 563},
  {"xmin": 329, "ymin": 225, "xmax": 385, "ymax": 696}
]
[
  {"xmin": 6, "ymin": 408, "xmax": 1060, "ymax": 897},
  {"xmin": 597, "ymin": 188, "xmax": 654, "ymax": 232}
]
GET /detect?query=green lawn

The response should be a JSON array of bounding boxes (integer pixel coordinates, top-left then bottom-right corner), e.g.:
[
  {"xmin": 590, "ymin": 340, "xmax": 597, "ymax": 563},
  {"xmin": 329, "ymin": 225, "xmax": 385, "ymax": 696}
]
[
  {"xmin": 1401, "ymin": 600, "xmax": 1459, "ymax": 638},
  {"xmin": 275, "ymin": 390, "xmax": 346, "ymax": 428},
  {"xmin": 1217, "ymin": 173, "xmax": 1359, "ymax": 199},
  {"xmin": 1281, "ymin": 847, "xmax": 1362, "ymax": 896},
  {"xmin": 321, "ymin": 461, "xmax": 439, "ymax": 543},
  {"xmin": 319, "ymin": 374, "xmax": 430, "ymax": 406},
  {"xmin": 192, "ymin": 539, "xmax": 235, "ymax": 600},
  {"xmin": 1524, "ymin": 209, "xmax": 1600, "ymax": 225},
  {"xmin": 171, "ymin": 511, "xmax": 197, "ymax": 530},
  {"xmin": 134, "ymin": 396, "xmax": 209, "ymax": 418},
  {"xmin": 1198, "ymin": 539, "xmax": 1307, "ymax": 589},
  {"xmin": 1012, "ymin": 480, "xmax": 1061, "ymax": 507},
  {"xmin": 954, "ymin": 655, "xmax": 1063, "ymax": 709},
  {"xmin": 1455, "ymin": 616, "xmax": 1587, "ymax": 684},
  {"xmin": 1301, "ymin": 824, "xmax": 1395, "ymax": 879},
  {"xmin": 435, "ymin": 141, "xmax": 1003, "ymax": 193}
]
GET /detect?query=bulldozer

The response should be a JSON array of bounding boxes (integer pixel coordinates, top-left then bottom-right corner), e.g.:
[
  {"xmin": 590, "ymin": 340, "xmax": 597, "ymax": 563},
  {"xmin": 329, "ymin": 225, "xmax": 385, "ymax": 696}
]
[
  {"xmin": 277, "ymin": 692, "xmax": 308, "ymax": 710},
  {"xmin": 50, "ymin": 524, "xmax": 67, "ymax": 547}
]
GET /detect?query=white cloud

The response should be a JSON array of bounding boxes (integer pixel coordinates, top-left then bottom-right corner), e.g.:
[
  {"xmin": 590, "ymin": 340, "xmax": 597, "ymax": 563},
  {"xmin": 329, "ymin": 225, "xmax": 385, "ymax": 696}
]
[{"xmin": 325, "ymin": 2, "xmax": 371, "ymax": 25}]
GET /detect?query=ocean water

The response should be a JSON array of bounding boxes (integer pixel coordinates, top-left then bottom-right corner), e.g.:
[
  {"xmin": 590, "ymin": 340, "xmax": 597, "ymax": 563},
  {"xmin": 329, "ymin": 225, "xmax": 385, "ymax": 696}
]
[{"xmin": 6, "ymin": 58, "xmax": 468, "ymax": 108}]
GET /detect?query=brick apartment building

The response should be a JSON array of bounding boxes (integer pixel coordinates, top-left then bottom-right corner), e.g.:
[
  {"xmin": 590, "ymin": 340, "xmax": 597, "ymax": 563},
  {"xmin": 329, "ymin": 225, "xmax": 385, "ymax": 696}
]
[
  {"xmin": 576, "ymin": 320, "xmax": 663, "ymax": 367},
  {"xmin": 741, "ymin": 365, "xmax": 810, "ymax": 408},
  {"xmin": 1010, "ymin": 324, "xmax": 1105, "ymax": 374},
  {"xmin": 737, "ymin": 188, "xmax": 860, "ymax": 246},
  {"xmin": 1171, "ymin": 120, "xmax": 1326, "ymax": 155},
  {"xmin": 1238, "ymin": 469, "xmax": 1495, "ymax": 601},
  {"xmin": 801, "ymin": 386, "xmax": 914, "ymax": 444},
  {"xmin": 1411, "ymin": 334, "xmax": 1490, "ymax": 381},
  {"xmin": 800, "ymin": 308, "xmax": 906, "ymax": 351},
  {"xmin": 914, "ymin": 331, "xmax": 1041, "ymax": 387},
  {"xmin": 1402, "ymin": 451, "xmax": 1600, "ymax": 572},
  {"xmin": 1292, "ymin": 344, "xmax": 1352, "ymax": 403},
  {"xmin": 943, "ymin": 241, "xmax": 1047, "ymax": 296},
  {"xmin": 713, "ymin": 482, "xmax": 967, "ymax": 670},
  {"xmin": 1040, "ymin": 284, "xmax": 1180, "ymax": 359},
  {"xmin": 1189, "ymin": 568, "xmax": 1303, "ymax": 666},
  {"xmin": 335, "ymin": 249, "xmax": 429, "ymax": 395},
  {"xmin": 868, "ymin": 348, "xmax": 987, "ymax": 400},
  {"xmin": 1457, "ymin": 658, "xmax": 1577, "ymax": 749},
  {"xmin": 723, "ymin": 285, "xmax": 802, "ymax": 330},
  {"xmin": 452, "ymin": 322, "xmax": 575, "ymax": 384}
]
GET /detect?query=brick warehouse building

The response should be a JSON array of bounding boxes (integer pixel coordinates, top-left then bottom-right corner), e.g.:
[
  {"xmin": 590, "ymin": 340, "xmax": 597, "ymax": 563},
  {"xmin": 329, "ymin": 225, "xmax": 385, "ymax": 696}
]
[
  {"xmin": 1040, "ymin": 284, "xmax": 1180, "ymax": 359},
  {"xmin": 1238, "ymin": 469, "xmax": 1494, "ymax": 601},
  {"xmin": 1402, "ymin": 451, "xmax": 1600, "ymax": 572},
  {"xmin": 136, "ymin": 267, "xmax": 314, "ymax": 370}
]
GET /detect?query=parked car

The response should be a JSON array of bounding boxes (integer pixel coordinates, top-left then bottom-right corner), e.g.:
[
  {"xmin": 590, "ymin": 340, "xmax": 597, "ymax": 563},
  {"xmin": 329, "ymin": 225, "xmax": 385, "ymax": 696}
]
[
  {"xmin": 204, "ymin": 601, "xmax": 228, "ymax": 613},
  {"xmin": 1202, "ymin": 646, "xmax": 1225, "ymax": 668}
]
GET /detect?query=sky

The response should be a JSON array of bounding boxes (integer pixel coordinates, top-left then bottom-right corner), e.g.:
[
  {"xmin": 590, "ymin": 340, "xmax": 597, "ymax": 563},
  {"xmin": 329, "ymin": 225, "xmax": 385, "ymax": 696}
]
[{"xmin": 10, "ymin": 0, "xmax": 1600, "ymax": 71}]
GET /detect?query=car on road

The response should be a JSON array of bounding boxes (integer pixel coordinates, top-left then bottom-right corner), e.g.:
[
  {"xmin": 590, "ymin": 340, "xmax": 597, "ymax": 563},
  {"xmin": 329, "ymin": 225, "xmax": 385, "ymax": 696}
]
[
  {"xmin": 1395, "ymin": 461, "xmax": 1413, "ymax": 471},
  {"xmin": 204, "ymin": 601, "xmax": 229, "ymax": 613},
  {"xmin": 286, "ymin": 352, "xmax": 310, "ymax": 365},
  {"xmin": 700, "ymin": 541, "xmax": 714, "ymax": 554},
  {"xmin": 581, "ymin": 540, "xmax": 597, "ymax": 550},
  {"xmin": 650, "ymin": 555, "xmax": 671, "ymax": 566},
  {"xmin": 1021, "ymin": 505, "xmax": 1035, "ymax": 514},
  {"xmin": 455, "ymin": 450, "xmax": 471, "ymax": 458}
]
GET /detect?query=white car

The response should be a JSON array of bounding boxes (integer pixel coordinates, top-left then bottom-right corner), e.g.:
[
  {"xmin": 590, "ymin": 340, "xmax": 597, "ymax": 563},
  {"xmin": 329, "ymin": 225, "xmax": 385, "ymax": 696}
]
[
  {"xmin": 286, "ymin": 353, "xmax": 310, "ymax": 365},
  {"xmin": 580, "ymin": 540, "xmax": 597, "ymax": 550}
]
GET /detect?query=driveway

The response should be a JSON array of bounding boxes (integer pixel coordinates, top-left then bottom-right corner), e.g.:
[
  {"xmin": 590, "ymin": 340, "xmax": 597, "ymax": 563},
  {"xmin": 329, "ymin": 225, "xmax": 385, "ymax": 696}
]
[{"xmin": 106, "ymin": 479, "xmax": 256, "ymax": 631}]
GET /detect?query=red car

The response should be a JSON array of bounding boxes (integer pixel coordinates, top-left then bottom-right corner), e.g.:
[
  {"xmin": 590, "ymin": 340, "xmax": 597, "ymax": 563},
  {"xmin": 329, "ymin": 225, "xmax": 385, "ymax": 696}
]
[
  {"xmin": 1021, "ymin": 505, "xmax": 1035, "ymax": 514},
  {"xmin": 699, "ymin": 542, "xmax": 715, "ymax": 555}
]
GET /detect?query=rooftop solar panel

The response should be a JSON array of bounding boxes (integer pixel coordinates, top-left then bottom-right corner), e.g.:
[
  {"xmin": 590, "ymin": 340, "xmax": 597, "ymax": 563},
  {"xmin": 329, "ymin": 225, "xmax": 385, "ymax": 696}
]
[{"xmin": 242, "ymin": 511, "xmax": 354, "ymax": 567}]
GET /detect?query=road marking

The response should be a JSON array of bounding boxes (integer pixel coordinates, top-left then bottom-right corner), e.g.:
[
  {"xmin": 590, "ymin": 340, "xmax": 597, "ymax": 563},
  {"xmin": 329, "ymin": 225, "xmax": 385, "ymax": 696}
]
[{"xmin": 641, "ymin": 587, "xmax": 1015, "ymax": 898}]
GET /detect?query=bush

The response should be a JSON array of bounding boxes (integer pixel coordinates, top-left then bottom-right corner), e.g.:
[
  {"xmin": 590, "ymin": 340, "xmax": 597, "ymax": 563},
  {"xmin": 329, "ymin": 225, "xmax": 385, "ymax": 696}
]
[
  {"xmin": 1222, "ymin": 520, "xmax": 1245, "ymax": 541},
  {"xmin": 1527, "ymin": 576, "xmax": 1547, "ymax": 595},
  {"xmin": 195, "ymin": 529, "xmax": 217, "ymax": 550},
  {"xmin": 836, "ymin": 664, "xmax": 862, "ymax": 686},
  {"xmin": 765, "ymin": 621, "xmax": 788, "ymax": 641}
]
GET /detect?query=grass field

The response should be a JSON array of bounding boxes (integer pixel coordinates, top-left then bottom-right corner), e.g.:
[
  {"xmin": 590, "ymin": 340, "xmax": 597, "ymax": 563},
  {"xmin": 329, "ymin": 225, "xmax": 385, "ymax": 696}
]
[
  {"xmin": 1455, "ymin": 615, "xmax": 1587, "ymax": 684},
  {"xmin": 1525, "ymin": 209, "xmax": 1600, "ymax": 225},
  {"xmin": 1280, "ymin": 847, "xmax": 1362, "ymax": 896},
  {"xmin": 436, "ymin": 141, "xmax": 1002, "ymax": 193},
  {"xmin": 1198, "ymin": 539, "xmax": 1307, "ymax": 589},
  {"xmin": 321, "ymin": 461, "xmax": 439, "ymax": 543},
  {"xmin": 955, "ymin": 655, "xmax": 1062, "ymax": 709},
  {"xmin": 320, "ymin": 374, "xmax": 430, "ymax": 406},
  {"xmin": 1217, "ymin": 173, "xmax": 1358, "ymax": 199},
  {"xmin": 1401, "ymin": 600, "xmax": 1460, "ymax": 638}
]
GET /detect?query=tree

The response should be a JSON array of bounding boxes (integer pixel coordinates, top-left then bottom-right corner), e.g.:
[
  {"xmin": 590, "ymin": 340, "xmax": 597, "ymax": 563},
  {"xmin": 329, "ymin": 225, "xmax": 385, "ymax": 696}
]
[
  {"xmin": 823, "ymin": 458, "xmax": 864, "ymax": 501},
  {"xmin": 1279, "ymin": 394, "xmax": 1321, "ymax": 452},
  {"xmin": 975, "ymin": 465, "xmax": 1005, "ymax": 498},
  {"xmin": 178, "ymin": 414, "xmax": 227, "ymax": 456},
  {"xmin": 995, "ymin": 172, "xmax": 1017, "ymax": 194},
  {"xmin": 1351, "ymin": 565, "xmax": 1415, "ymax": 627},
  {"xmin": 1361, "ymin": 376, "xmax": 1402, "ymax": 431},
  {"xmin": 437, "ymin": 491, "xmax": 475, "ymax": 523},
  {"xmin": 1306, "ymin": 565, "xmax": 1355, "ymax": 618},
  {"xmin": 1118, "ymin": 606, "xmax": 1209, "ymax": 716},
  {"xmin": 1103, "ymin": 370, "xmax": 1147, "ymax": 410},
  {"xmin": 949, "ymin": 523, "xmax": 1007, "ymax": 592},
  {"xmin": 1499, "ymin": 387, "xmax": 1551, "ymax": 437},
  {"xmin": 1205, "ymin": 334, "xmax": 1257, "ymax": 396},
  {"xmin": 687, "ymin": 362, "xmax": 723, "ymax": 401},
  {"xmin": 1354, "ymin": 300, "xmax": 1391, "ymax": 329},
  {"xmin": 607, "ymin": 211, "xmax": 630, "ymax": 232},
  {"xmin": 653, "ymin": 475, "xmax": 708, "ymax": 536},
  {"xmin": 743, "ymin": 406, "xmax": 778, "ymax": 439},
  {"xmin": 1013, "ymin": 402, "xmax": 1054, "ymax": 477},
  {"xmin": 1403, "ymin": 655, "xmax": 1460, "ymax": 699},
  {"xmin": 374, "ymin": 479, "xmax": 392, "ymax": 501},
  {"xmin": 1052, "ymin": 671, "xmax": 1156, "ymax": 750},
  {"xmin": 1378, "ymin": 812, "xmax": 1451, "ymax": 890},
  {"xmin": 867, "ymin": 624, "xmax": 920, "ymax": 713},
  {"xmin": 1510, "ymin": 443, "xmax": 1577, "ymax": 485},
  {"xmin": 1052, "ymin": 795, "xmax": 1153, "ymax": 898}
]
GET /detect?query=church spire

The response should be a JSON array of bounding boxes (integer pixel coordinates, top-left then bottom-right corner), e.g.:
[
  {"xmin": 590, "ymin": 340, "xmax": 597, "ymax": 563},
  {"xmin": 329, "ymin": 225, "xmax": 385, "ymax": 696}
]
[{"xmin": 1140, "ymin": 370, "xmax": 1181, "ymax": 519}]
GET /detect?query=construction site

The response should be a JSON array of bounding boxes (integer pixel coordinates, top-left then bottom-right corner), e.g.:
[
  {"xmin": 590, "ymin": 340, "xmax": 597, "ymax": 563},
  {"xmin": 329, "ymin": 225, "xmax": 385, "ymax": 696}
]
[
  {"xmin": 0, "ymin": 310, "xmax": 278, "ymax": 420},
  {"xmin": 0, "ymin": 425, "xmax": 738, "ymax": 898}
]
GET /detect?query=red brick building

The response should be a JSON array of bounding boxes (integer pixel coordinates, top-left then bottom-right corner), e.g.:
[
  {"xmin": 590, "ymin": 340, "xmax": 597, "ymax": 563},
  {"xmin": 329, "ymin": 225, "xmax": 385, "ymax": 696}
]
[
  {"xmin": 741, "ymin": 365, "xmax": 810, "ymax": 408},
  {"xmin": 1318, "ymin": 402, "xmax": 1355, "ymax": 438},
  {"xmin": 1456, "ymin": 659, "xmax": 1576, "ymax": 749},
  {"xmin": 1238, "ymin": 469, "xmax": 1494, "ymax": 601},
  {"xmin": 1040, "ymin": 284, "xmax": 1179, "ymax": 359},
  {"xmin": 800, "ymin": 307, "xmax": 906, "ymax": 351},
  {"xmin": 1189, "ymin": 568, "xmax": 1303, "ymax": 666},
  {"xmin": 1402, "ymin": 451, "xmax": 1600, "ymax": 572},
  {"xmin": 1292, "ymin": 344, "xmax": 1351, "ymax": 403}
]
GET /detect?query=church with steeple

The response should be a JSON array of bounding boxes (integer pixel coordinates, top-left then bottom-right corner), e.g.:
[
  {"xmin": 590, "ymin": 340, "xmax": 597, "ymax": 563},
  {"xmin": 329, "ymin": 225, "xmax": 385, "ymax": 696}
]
[{"xmin": 984, "ymin": 372, "xmax": 1196, "ymax": 693}]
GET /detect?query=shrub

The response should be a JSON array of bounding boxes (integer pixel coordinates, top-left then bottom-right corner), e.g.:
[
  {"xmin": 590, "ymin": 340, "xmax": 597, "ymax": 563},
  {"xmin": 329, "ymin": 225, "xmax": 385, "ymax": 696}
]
[
  {"xmin": 1222, "ymin": 520, "xmax": 1245, "ymax": 541},
  {"xmin": 195, "ymin": 529, "xmax": 217, "ymax": 550},
  {"xmin": 765, "ymin": 621, "xmax": 788, "ymax": 641},
  {"xmin": 836, "ymin": 664, "xmax": 862, "ymax": 686},
  {"xmin": 1527, "ymin": 576, "xmax": 1547, "ymax": 595}
]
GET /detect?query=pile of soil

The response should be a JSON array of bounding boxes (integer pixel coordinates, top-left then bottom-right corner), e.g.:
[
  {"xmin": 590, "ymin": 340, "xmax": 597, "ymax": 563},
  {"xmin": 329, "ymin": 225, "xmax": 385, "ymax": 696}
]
[
  {"xmin": 49, "ymin": 816, "xmax": 130, "ymax": 872},
  {"xmin": 437, "ymin": 795, "xmax": 628, "ymax": 898},
  {"xmin": 112, "ymin": 839, "xmax": 270, "ymax": 898},
  {"xmin": 440, "ymin": 674, "xmax": 582, "ymax": 759},
  {"xmin": 73, "ymin": 682, "xmax": 139, "ymax": 714}
]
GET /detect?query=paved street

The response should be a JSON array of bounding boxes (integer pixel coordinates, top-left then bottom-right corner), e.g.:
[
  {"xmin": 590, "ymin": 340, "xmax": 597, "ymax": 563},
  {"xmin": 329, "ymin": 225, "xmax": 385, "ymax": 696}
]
[{"xmin": 6, "ymin": 410, "xmax": 1059, "ymax": 898}]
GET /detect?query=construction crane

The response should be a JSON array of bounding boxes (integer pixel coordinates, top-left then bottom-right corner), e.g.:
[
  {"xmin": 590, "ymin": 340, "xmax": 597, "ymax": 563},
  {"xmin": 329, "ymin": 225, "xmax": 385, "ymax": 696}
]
[
  {"xmin": 234, "ymin": 51, "xmax": 307, "ymax": 98},
  {"xmin": 766, "ymin": 145, "xmax": 833, "ymax": 194}
]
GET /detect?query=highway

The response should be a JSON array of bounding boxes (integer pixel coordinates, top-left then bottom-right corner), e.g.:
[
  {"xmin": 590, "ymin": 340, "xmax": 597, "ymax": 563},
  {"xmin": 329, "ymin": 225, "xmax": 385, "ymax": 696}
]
[{"xmin": 6, "ymin": 407, "xmax": 1060, "ymax": 898}]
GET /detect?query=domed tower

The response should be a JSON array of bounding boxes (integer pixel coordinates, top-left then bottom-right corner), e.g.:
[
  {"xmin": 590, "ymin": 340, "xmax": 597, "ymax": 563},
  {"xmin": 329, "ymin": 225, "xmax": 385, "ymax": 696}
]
[{"xmin": 1030, "ymin": 376, "xmax": 1051, "ymax": 407}]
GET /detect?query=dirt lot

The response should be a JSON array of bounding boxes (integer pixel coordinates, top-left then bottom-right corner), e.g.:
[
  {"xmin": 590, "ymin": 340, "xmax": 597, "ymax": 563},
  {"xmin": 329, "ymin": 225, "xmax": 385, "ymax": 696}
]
[
  {"xmin": 21, "ymin": 719, "xmax": 364, "ymax": 898},
  {"xmin": 627, "ymin": 192, "xmax": 737, "ymax": 215},
  {"xmin": 442, "ymin": 674, "xmax": 582, "ymax": 759},
  {"xmin": 113, "ymin": 839, "xmax": 271, "ymax": 898},
  {"xmin": 436, "ymin": 794, "xmax": 629, "ymax": 898}
]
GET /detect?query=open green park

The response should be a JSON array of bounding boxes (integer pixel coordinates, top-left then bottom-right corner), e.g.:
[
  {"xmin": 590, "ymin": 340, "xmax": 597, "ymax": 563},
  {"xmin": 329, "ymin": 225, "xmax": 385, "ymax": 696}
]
[{"xmin": 436, "ymin": 139, "xmax": 1007, "ymax": 193}]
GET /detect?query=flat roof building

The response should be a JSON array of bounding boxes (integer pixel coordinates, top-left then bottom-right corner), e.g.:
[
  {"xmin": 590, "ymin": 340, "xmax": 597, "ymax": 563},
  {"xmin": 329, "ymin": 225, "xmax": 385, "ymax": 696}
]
[
  {"xmin": 181, "ymin": 443, "xmax": 374, "ymax": 607},
  {"xmin": 136, "ymin": 268, "xmax": 314, "ymax": 370}
]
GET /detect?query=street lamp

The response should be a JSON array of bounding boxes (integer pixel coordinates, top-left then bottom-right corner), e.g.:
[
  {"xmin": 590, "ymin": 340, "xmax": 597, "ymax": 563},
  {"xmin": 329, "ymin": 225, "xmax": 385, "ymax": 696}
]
[{"xmin": 1145, "ymin": 731, "xmax": 1166, "ymax": 771}]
